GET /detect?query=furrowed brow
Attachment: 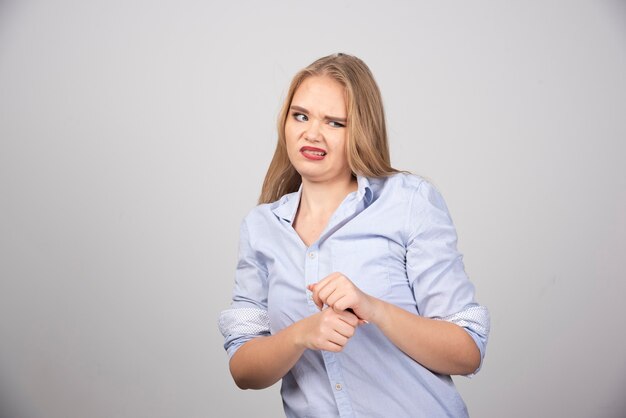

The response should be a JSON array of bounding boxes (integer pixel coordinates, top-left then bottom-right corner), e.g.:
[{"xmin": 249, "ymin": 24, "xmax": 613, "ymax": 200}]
[
  {"xmin": 325, "ymin": 115, "xmax": 347, "ymax": 123},
  {"xmin": 290, "ymin": 105, "xmax": 309, "ymax": 114},
  {"xmin": 290, "ymin": 105, "xmax": 346, "ymax": 123}
]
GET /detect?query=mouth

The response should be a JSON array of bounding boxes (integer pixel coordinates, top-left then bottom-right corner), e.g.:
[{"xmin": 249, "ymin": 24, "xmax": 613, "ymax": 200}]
[{"xmin": 300, "ymin": 146, "xmax": 327, "ymax": 160}]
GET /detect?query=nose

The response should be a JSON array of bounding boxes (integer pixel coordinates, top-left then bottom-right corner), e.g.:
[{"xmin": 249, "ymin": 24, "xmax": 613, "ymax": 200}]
[{"xmin": 304, "ymin": 120, "xmax": 321, "ymax": 142}]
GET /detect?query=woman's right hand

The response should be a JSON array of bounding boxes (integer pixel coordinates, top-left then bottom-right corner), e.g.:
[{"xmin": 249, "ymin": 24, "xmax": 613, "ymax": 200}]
[
  {"xmin": 228, "ymin": 307, "xmax": 359, "ymax": 389},
  {"xmin": 294, "ymin": 308, "xmax": 359, "ymax": 352}
]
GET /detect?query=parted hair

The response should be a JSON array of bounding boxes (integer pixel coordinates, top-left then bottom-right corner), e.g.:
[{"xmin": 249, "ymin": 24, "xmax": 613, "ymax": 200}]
[{"xmin": 259, "ymin": 53, "xmax": 398, "ymax": 204}]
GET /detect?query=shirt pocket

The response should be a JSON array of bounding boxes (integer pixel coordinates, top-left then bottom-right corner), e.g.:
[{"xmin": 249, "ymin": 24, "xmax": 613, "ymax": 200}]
[{"xmin": 330, "ymin": 236, "xmax": 391, "ymax": 298}]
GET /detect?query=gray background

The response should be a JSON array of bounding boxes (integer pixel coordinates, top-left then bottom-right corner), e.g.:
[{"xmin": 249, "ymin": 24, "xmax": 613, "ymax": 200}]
[{"xmin": 1, "ymin": 1, "xmax": 625, "ymax": 417}]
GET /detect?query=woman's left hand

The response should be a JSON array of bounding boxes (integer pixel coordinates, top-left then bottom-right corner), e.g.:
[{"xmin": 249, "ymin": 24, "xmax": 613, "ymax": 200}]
[
  {"xmin": 309, "ymin": 272, "xmax": 481, "ymax": 375},
  {"xmin": 307, "ymin": 272, "xmax": 379, "ymax": 324}
]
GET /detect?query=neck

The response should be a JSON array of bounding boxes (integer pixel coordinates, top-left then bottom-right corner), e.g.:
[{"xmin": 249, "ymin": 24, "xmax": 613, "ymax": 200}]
[{"xmin": 299, "ymin": 175, "xmax": 358, "ymax": 218}]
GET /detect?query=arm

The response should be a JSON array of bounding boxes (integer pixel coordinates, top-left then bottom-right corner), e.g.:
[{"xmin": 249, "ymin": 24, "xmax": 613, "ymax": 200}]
[
  {"xmin": 370, "ymin": 296, "xmax": 480, "ymax": 375},
  {"xmin": 220, "ymin": 219, "xmax": 361, "ymax": 389},
  {"xmin": 309, "ymin": 274, "xmax": 480, "ymax": 376},
  {"xmin": 228, "ymin": 308, "xmax": 359, "ymax": 390}
]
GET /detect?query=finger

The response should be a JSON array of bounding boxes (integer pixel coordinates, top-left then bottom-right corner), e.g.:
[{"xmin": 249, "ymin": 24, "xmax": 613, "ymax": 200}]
[
  {"xmin": 314, "ymin": 273, "xmax": 344, "ymax": 297},
  {"xmin": 344, "ymin": 308, "xmax": 368, "ymax": 324},
  {"xmin": 333, "ymin": 311, "xmax": 359, "ymax": 328},
  {"xmin": 311, "ymin": 290, "xmax": 324, "ymax": 310},
  {"xmin": 326, "ymin": 289, "xmax": 346, "ymax": 312},
  {"xmin": 343, "ymin": 305, "xmax": 370, "ymax": 325},
  {"xmin": 334, "ymin": 321, "xmax": 356, "ymax": 339},
  {"xmin": 328, "ymin": 332, "xmax": 349, "ymax": 347},
  {"xmin": 332, "ymin": 294, "xmax": 354, "ymax": 313},
  {"xmin": 308, "ymin": 283, "xmax": 324, "ymax": 310},
  {"xmin": 324, "ymin": 341, "xmax": 344, "ymax": 353},
  {"xmin": 317, "ymin": 281, "xmax": 339, "ymax": 307},
  {"xmin": 337, "ymin": 309, "xmax": 359, "ymax": 327},
  {"xmin": 309, "ymin": 281, "xmax": 324, "ymax": 307},
  {"xmin": 323, "ymin": 308, "xmax": 357, "ymax": 329},
  {"xmin": 311, "ymin": 291, "xmax": 323, "ymax": 310},
  {"xmin": 313, "ymin": 274, "xmax": 335, "ymax": 291}
]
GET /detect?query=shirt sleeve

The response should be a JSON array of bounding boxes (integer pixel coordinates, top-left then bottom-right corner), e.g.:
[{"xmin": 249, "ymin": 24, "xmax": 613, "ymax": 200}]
[
  {"xmin": 405, "ymin": 180, "xmax": 490, "ymax": 375},
  {"xmin": 218, "ymin": 219, "xmax": 271, "ymax": 358}
]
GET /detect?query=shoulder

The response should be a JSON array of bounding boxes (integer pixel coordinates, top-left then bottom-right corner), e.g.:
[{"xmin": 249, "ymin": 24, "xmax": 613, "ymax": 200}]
[
  {"xmin": 391, "ymin": 173, "xmax": 446, "ymax": 204},
  {"xmin": 242, "ymin": 202, "xmax": 272, "ymax": 223},
  {"xmin": 371, "ymin": 172, "xmax": 433, "ymax": 201},
  {"xmin": 387, "ymin": 172, "xmax": 426, "ymax": 189},
  {"xmin": 240, "ymin": 190, "xmax": 298, "ymax": 232},
  {"xmin": 374, "ymin": 173, "xmax": 451, "ymax": 222},
  {"xmin": 237, "ymin": 204, "xmax": 274, "ymax": 248}
]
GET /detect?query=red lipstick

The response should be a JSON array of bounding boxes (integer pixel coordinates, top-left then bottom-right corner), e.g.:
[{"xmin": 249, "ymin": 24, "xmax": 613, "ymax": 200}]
[{"xmin": 300, "ymin": 146, "xmax": 327, "ymax": 161}]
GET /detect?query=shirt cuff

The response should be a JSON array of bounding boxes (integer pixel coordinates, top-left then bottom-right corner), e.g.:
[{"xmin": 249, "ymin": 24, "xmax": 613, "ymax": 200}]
[
  {"xmin": 439, "ymin": 304, "xmax": 490, "ymax": 377},
  {"xmin": 218, "ymin": 307, "xmax": 271, "ymax": 358}
]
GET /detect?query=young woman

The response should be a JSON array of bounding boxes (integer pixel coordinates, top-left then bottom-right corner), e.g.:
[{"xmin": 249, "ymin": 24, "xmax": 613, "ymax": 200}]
[{"xmin": 219, "ymin": 53, "xmax": 490, "ymax": 418}]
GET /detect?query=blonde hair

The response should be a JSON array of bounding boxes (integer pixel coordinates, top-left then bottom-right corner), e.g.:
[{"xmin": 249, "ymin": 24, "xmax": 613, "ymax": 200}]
[{"xmin": 259, "ymin": 53, "xmax": 398, "ymax": 204}]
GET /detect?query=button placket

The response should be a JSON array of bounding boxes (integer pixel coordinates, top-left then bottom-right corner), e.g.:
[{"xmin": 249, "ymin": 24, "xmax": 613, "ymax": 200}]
[{"xmin": 304, "ymin": 245, "xmax": 320, "ymax": 313}]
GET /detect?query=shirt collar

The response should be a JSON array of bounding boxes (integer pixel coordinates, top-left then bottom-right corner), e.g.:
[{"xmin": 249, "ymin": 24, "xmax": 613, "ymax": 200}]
[
  {"xmin": 356, "ymin": 174, "xmax": 373, "ymax": 204},
  {"xmin": 271, "ymin": 175, "xmax": 373, "ymax": 223},
  {"xmin": 271, "ymin": 183, "xmax": 303, "ymax": 223}
]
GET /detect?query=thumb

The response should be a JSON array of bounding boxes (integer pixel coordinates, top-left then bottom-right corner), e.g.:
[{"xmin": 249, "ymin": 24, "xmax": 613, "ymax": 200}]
[
  {"xmin": 346, "ymin": 308, "xmax": 369, "ymax": 325},
  {"xmin": 307, "ymin": 283, "xmax": 323, "ymax": 310}
]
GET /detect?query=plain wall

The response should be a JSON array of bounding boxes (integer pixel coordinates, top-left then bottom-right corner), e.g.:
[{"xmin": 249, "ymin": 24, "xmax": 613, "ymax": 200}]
[{"xmin": 1, "ymin": 1, "xmax": 625, "ymax": 417}]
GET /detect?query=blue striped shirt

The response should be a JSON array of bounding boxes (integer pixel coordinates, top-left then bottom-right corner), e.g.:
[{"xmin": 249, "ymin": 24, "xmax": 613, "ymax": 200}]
[{"xmin": 219, "ymin": 173, "xmax": 490, "ymax": 418}]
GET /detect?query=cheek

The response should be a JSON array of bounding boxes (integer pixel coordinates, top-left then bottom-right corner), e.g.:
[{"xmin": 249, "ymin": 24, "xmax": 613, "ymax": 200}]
[
  {"xmin": 284, "ymin": 123, "xmax": 298, "ymax": 145},
  {"xmin": 284, "ymin": 126, "xmax": 299, "ymax": 159},
  {"xmin": 330, "ymin": 133, "xmax": 348, "ymax": 159}
]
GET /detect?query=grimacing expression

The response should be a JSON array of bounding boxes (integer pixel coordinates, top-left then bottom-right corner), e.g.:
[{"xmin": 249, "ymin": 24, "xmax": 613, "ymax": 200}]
[{"xmin": 285, "ymin": 75, "xmax": 351, "ymax": 185}]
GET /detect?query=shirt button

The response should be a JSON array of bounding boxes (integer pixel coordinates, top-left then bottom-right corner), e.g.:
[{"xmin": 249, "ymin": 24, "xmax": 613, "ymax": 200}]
[
  {"xmin": 308, "ymin": 252, "xmax": 316, "ymax": 259},
  {"xmin": 335, "ymin": 383, "xmax": 342, "ymax": 391}
]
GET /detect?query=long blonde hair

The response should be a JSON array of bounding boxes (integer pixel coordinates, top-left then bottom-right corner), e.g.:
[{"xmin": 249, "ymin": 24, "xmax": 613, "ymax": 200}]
[{"xmin": 259, "ymin": 53, "xmax": 398, "ymax": 204}]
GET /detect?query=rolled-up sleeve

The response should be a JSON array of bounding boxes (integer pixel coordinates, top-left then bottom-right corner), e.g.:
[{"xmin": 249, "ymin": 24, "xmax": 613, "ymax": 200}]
[
  {"xmin": 405, "ymin": 180, "xmax": 490, "ymax": 374},
  {"xmin": 440, "ymin": 304, "xmax": 490, "ymax": 376},
  {"xmin": 218, "ymin": 219, "xmax": 270, "ymax": 357}
]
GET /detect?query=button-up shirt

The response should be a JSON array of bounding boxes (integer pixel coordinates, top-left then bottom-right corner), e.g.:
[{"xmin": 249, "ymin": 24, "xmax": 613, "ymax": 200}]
[{"xmin": 219, "ymin": 173, "xmax": 490, "ymax": 418}]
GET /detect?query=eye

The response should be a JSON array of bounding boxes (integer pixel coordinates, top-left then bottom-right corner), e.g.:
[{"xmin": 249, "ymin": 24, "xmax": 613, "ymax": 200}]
[
  {"xmin": 329, "ymin": 121, "xmax": 346, "ymax": 128},
  {"xmin": 292, "ymin": 112, "xmax": 308, "ymax": 122}
]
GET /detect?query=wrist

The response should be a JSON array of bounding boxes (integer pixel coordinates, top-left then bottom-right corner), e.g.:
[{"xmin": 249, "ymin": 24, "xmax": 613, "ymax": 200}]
[
  {"xmin": 367, "ymin": 296, "xmax": 389, "ymax": 326},
  {"xmin": 287, "ymin": 317, "xmax": 308, "ymax": 351}
]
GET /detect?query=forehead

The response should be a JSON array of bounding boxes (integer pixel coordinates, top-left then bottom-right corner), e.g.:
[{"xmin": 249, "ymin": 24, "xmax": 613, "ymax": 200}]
[{"xmin": 291, "ymin": 75, "xmax": 347, "ymax": 116}]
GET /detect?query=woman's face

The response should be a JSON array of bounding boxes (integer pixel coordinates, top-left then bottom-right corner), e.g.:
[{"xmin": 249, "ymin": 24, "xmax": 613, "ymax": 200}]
[{"xmin": 285, "ymin": 75, "xmax": 351, "ymax": 185}]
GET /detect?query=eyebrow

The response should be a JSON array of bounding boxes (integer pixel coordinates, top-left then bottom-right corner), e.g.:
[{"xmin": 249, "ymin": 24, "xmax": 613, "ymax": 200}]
[{"xmin": 290, "ymin": 105, "xmax": 347, "ymax": 123}]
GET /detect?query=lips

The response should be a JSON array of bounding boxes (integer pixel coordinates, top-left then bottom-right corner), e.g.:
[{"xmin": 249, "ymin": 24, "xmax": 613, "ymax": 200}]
[{"xmin": 300, "ymin": 146, "xmax": 327, "ymax": 160}]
